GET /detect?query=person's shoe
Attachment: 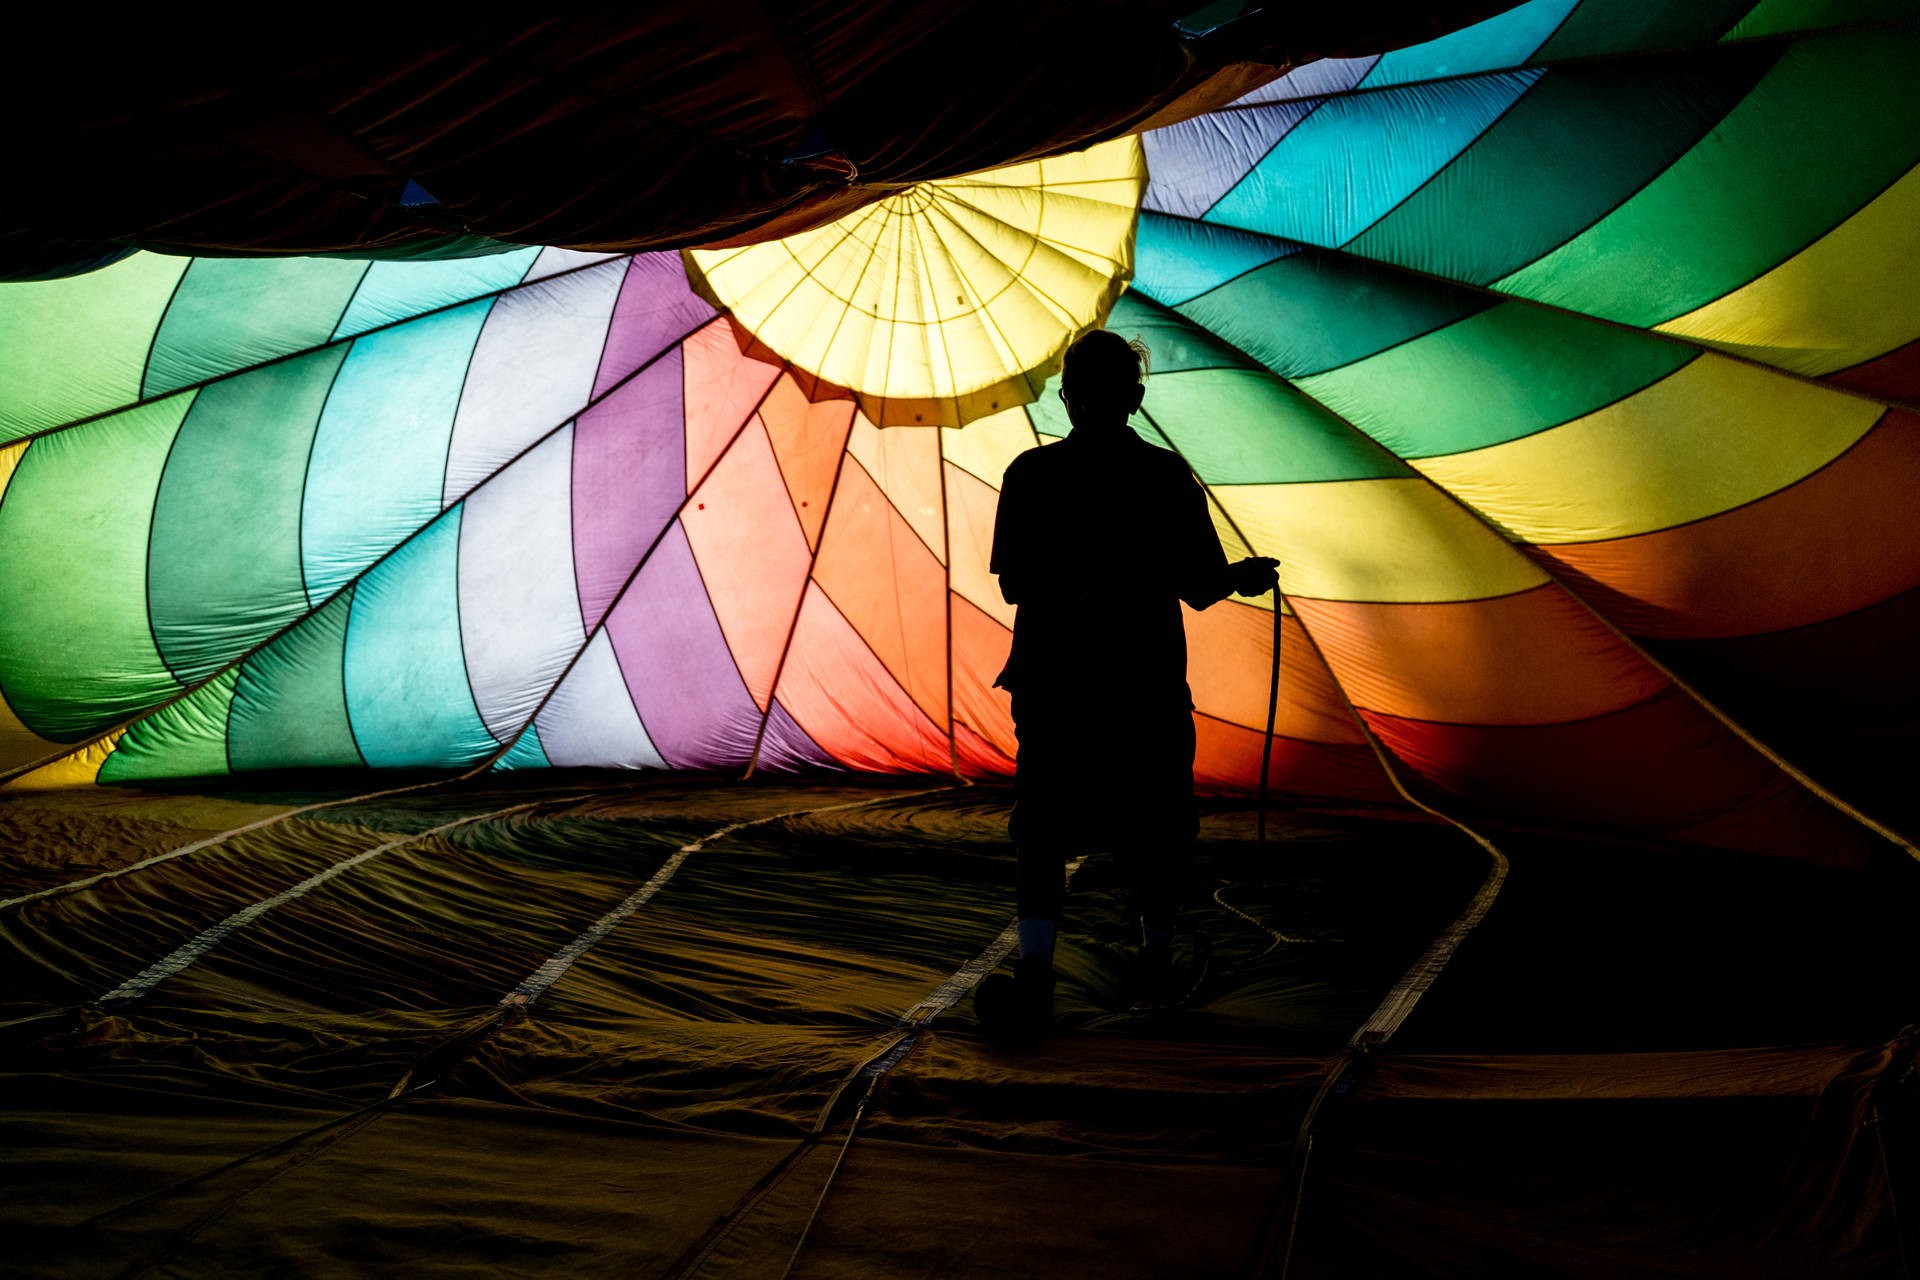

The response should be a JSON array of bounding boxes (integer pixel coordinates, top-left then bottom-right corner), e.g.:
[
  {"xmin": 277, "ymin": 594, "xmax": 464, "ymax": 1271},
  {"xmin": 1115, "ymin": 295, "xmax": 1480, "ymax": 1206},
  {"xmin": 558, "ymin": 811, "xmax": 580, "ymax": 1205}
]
[
  {"xmin": 974, "ymin": 954, "xmax": 1055, "ymax": 1042},
  {"xmin": 1128, "ymin": 933, "xmax": 1211, "ymax": 1011}
]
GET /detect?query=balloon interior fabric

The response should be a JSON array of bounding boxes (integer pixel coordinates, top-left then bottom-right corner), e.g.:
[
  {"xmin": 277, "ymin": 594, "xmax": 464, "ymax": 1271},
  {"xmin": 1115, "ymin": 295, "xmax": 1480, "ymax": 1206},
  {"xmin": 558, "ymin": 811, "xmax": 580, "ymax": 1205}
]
[{"xmin": 4, "ymin": 1, "xmax": 1920, "ymax": 1276}]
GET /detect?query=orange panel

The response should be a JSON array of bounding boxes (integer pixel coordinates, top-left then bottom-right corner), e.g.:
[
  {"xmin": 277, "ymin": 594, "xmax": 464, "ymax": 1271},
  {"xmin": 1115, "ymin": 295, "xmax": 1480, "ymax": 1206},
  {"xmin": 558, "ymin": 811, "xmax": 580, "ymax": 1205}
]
[
  {"xmin": 1192, "ymin": 711, "xmax": 1396, "ymax": 802},
  {"xmin": 1531, "ymin": 410, "xmax": 1920, "ymax": 639},
  {"xmin": 1185, "ymin": 600, "xmax": 1366, "ymax": 744},
  {"xmin": 812, "ymin": 458, "xmax": 950, "ymax": 727},
  {"xmin": 950, "ymin": 591, "xmax": 1016, "ymax": 759},
  {"xmin": 774, "ymin": 583, "xmax": 952, "ymax": 773},
  {"xmin": 681, "ymin": 419, "xmax": 813, "ymax": 711},
  {"xmin": 1296, "ymin": 585, "xmax": 1668, "ymax": 727},
  {"xmin": 760, "ymin": 377, "xmax": 855, "ymax": 550},
  {"xmin": 942, "ymin": 460, "xmax": 1013, "ymax": 627},
  {"xmin": 681, "ymin": 318, "xmax": 782, "ymax": 487}
]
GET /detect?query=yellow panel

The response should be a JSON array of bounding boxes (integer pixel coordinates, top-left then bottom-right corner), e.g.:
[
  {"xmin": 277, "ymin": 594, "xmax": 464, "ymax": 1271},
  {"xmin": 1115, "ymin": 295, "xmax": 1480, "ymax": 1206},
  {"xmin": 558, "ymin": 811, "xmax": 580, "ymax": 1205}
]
[
  {"xmin": 1655, "ymin": 162, "xmax": 1920, "ymax": 377},
  {"xmin": 1, "ymin": 731, "xmax": 122, "ymax": 791},
  {"xmin": 1413, "ymin": 357, "xmax": 1883, "ymax": 545},
  {"xmin": 688, "ymin": 138, "xmax": 1144, "ymax": 427},
  {"xmin": 1211, "ymin": 478, "xmax": 1547, "ymax": 604},
  {"xmin": 941, "ymin": 405, "xmax": 1038, "ymax": 488}
]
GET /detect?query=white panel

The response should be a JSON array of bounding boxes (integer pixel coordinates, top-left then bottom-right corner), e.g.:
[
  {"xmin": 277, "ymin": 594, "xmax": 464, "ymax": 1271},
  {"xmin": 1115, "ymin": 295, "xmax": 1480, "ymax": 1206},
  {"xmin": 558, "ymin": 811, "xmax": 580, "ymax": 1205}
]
[
  {"xmin": 535, "ymin": 629, "xmax": 667, "ymax": 769},
  {"xmin": 457, "ymin": 428, "xmax": 586, "ymax": 741},
  {"xmin": 441, "ymin": 258, "xmax": 627, "ymax": 504},
  {"xmin": 525, "ymin": 247, "xmax": 626, "ymax": 282}
]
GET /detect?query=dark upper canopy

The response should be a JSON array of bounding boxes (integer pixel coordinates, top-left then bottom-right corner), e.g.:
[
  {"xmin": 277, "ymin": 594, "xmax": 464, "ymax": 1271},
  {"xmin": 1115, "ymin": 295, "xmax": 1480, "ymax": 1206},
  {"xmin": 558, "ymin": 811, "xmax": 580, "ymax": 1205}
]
[{"xmin": 4, "ymin": 2, "xmax": 1518, "ymax": 280}]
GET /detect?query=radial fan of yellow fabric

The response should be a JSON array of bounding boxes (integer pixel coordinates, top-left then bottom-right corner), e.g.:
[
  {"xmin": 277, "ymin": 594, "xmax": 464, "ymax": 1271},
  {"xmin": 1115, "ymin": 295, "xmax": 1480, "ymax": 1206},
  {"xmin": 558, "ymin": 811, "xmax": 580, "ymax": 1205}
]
[{"xmin": 685, "ymin": 137, "xmax": 1145, "ymax": 427}]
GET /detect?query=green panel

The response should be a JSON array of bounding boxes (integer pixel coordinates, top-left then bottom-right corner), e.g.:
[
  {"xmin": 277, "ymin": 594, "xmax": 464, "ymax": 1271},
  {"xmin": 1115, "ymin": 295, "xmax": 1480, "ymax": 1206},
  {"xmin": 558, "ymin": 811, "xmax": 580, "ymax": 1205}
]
[
  {"xmin": 1027, "ymin": 387, "xmax": 1073, "ymax": 439},
  {"xmin": 1346, "ymin": 49, "xmax": 1776, "ymax": 285},
  {"xmin": 1295, "ymin": 301, "xmax": 1698, "ymax": 458},
  {"xmin": 100, "ymin": 668, "xmax": 239, "ymax": 782},
  {"xmin": 0, "ymin": 253, "xmax": 187, "ymax": 441},
  {"xmin": 1177, "ymin": 250, "xmax": 1491, "ymax": 378},
  {"xmin": 1725, "ymin": 0, "xmax": 1920, "ymax": 39},
  {"xmin": 228, "ymin": 585, "xmax": 366, "ymax": 772},
  {"xmin": 1107, "ymin": 293, "xmax": 1261, "ymax": 375},
  {"xmin": 0, "ymin": 395, "xmax": 194, "ymax": 739},
  {"xmin": 1496, "ymin": 28, "xmax": 1920, "ymax": 326},
  {"xmin": 1142, "ymin": 370, "xmax": 1410, "ymax": 484},
  {"xmin": 148, "ymin": 345, "xmax": 350, "ymax": 683},
  {"xmin": 142, "ymin": 256, "xmax": 368, "ymax": 398},
  {"xmin": 1531, "ymin": 0, "xmax": 1757, "ymax": 59}
]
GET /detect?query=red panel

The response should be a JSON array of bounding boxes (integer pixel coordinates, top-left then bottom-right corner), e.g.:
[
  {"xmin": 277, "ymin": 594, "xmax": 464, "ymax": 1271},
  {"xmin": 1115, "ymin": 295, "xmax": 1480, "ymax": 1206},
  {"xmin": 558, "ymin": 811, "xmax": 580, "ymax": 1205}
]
[
  {"xmin": 1826, "ymin": 337, "xmax": 1920, "ymax": 406},
  {"xmin": 774, "ymin": 584, "xmax": 952, "ymax": 774},
  {"xmin": 1532, "ymin": 411, "xmax": 1920, "ymax": 638},
  {"xmin": 1296, "ymin": 586, "xmax": 1667, "ymax": 726},
  {"xmin": 1364, "ymin": 691, "xmax": 1880, "ymax": 867},
  {"xmin": 954, "ymin": 719, "xmax": 1015, "ymax": 777},
  {"xmin": 1193, "ymin": 711, "xmax": 1397, "ymax": 803}
]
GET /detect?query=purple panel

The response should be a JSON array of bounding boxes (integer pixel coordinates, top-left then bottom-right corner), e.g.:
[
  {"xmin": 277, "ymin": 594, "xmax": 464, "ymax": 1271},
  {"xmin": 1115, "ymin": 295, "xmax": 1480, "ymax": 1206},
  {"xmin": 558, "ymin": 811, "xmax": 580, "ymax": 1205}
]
[
  {"xmin": 759, "ymin": 701, "xmax": 838, "ymax": 773},
  {"xmin": 607, "ymin": 522, "xmax": 763, "ymax": 769},
  {"xmin": 1143, "ymin": 54, "xmax": 1380, "ymax": 219},
  {"xmin": 573, "ymin": 348, "xmax": 687, "ymax": 629},
  {"xmin": 591, "ymin": 252, "xmax": 717, "ymax": 398}
]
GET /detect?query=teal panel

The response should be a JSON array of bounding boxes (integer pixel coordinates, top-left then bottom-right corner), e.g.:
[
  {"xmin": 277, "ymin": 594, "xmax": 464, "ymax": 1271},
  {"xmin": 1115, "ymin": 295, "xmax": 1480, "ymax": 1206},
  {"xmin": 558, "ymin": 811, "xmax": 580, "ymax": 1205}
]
[
  {"xmin": 1175, "ymin": 251, "xmax": 1491, "ymax": 379},
  {"xmin": 1495, "ymin": 28, "xmax": 1920, "ymax": 325},
  {"xmin": 1026, "ymin": 388, "xmax": 1072, "ymax": 439},
  {"xmin": 1345, "ymin": 50, "xmax": 1777, "ymax": 285},
  {"xmin": 100, "ymin": 667, "xmax": 239, "ymax": 782},
  {"xmin": 302, "ymin": 299, "xmax": 494, "ymax": 605},
  {"xmin": 0, "ymin": 395, "xmax": 194, "ymax": 739},
  {"xmin": 1143, "ymin": 370, "xmax": 1411, "ymax": 484},
  {"xmin": 143, "ymin": 257, "xmax": 367, "ymax": 398},
  {"xmin": 1295, "ymin": 302, "xmax": 1697, "ymax": 457},
  {"xmin": 1532, "ymin": 0, "xmax": 1757, "ymax": 59},
  {"xmin": 228, "ymin": 585, "xmax": 366, "ymax": 772},
  {"xmin": 1208, "ymin": 68, "xmax": 1541, "ymax": 247},
  {"xmin": 148, "ymin": 345, "xmax": 349, "ymax": 684},
  {"xmin": 491, "ymin": 723, "xmax": 553, "ymax": 771},
  {"xmin": 1364, "ymin": 0, "xmax": 1577, "ymax": 84},
  {"xmin": 344, "ymin": 506, "xmax": 500, "ymax": 769},
  {"xmin": 1133, "ymin": 212, "xmax": 1297, "ymax": 308},
  {"xmin": 332, "ymin": 249, "xmax": 539, "ymax": 339}
]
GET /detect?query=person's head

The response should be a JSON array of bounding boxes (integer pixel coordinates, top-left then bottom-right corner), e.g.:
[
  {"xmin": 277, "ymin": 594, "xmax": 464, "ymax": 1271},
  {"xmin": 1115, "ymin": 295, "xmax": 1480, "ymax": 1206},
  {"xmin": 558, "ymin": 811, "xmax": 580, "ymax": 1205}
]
[{"xmin": 1059, "ymin": 329, "xmax": 1148, "ymax": 429}]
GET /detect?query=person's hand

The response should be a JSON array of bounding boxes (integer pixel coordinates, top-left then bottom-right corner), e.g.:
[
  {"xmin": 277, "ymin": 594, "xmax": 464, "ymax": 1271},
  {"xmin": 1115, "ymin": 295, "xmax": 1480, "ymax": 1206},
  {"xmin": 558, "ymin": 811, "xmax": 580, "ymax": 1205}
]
[{"xmin": 1230, "ymin": 556, "xmax": 1280, "ymax": 597}]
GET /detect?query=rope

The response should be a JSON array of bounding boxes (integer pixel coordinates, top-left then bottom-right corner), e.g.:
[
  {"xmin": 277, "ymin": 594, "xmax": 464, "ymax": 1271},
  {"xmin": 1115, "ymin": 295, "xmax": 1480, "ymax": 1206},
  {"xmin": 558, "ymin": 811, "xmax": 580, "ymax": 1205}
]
[{"xmin": 1258, "ymin": 590, "xmax": 1282, "ymax": 845}]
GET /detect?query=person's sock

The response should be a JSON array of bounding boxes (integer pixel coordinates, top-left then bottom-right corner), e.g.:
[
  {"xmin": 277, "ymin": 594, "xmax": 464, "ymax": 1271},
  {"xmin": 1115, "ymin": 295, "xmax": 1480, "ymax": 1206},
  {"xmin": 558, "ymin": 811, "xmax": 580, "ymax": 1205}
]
[
  {"xmin": 1140, "ymin": 919, "xmax": 1174, "ymax": 951},
  {"xmin": 1016, "ymin": 917, "xmax": 1057, "ymax": 960}
]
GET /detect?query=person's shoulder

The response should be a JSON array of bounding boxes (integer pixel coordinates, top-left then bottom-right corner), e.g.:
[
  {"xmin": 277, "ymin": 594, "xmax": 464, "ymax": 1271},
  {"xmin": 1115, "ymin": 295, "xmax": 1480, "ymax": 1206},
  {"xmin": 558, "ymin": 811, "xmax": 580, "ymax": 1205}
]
[
  {"xmin": 1136, "ymin": 436, "xmax": 1198, "ymax": 482},
  {"xmin": 1004, "ymin": 440, "xmax": 1065, "ymax": 477}
]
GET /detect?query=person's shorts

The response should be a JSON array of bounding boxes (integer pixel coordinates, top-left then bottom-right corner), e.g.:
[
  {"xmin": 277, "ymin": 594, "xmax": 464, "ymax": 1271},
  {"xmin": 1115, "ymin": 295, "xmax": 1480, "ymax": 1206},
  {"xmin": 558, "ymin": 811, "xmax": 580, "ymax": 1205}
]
[{"xmin": 1008, "ymin": 689, "xmax": 1197, "ymax": 849}]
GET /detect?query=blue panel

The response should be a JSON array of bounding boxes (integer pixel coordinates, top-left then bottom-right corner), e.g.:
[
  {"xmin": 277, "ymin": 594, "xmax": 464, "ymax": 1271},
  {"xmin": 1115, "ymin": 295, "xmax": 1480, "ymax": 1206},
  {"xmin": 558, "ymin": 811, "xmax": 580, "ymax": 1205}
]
[
  {"xmin": 1207, "ymin": 68, "xmax": 1542, "ymax": 247},
  {"xmin": 302, "ymin": 299, "xmax": 493, "ymax": 605},
  {"xmin": 344, "ymin": 507, "xmax": 500, "ymax": 769},
  {"xmin": 1364, "ymin": 0, "xmax": 1580, "ymax": 86},
  {"xmin": 1134, "ymin": 212, "xmax": 1299, "ymax": 307},
  {"xmin": 491, "ymin": 723, "xmax": 554, "ymax": 771}
]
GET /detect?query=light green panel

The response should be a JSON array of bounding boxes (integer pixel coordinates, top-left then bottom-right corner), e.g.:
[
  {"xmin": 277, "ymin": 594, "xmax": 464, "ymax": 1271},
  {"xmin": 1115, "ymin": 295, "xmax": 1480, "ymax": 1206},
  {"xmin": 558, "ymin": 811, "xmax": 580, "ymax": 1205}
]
[
  {"xmin": 142, "ymin": 256, "xmax": 369, "ymax": 398},
  {"xmin": 100, "ymin": 668, "xmax": 239, "ymax": 782},
  {"xmin": 1724, "ymin": 0, "xmax": 1920, "ymax": 39},
  {"xmin": 1294, "ymin": 302, "xmax": 1697, "ymax": 458},
  {"xmin": 148, "ymin": 345, "xmax": 350, "ymax": 684},
  {"xmin": 1142, "ymin": 371, "xmax": 1409, "ymax": 484},
  {"xmin": 0, "ymin": 253, "xmax": 188, "ymax": 442},
  {"xmin": 0, "ymin": 395, "xmax": 195, "ymax": 740},
  {"xmin": 227, "ymin": 585, "xmax": 366, "ymax": 772},
  {"xmin": 1495, "ymin": 28, "xmax": 1920, "ymax": 326}
]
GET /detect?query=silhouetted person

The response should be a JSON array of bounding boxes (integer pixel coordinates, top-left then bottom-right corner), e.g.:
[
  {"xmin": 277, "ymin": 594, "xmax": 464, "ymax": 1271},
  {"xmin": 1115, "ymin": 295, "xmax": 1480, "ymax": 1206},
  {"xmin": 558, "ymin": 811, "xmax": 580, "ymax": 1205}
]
[{"xmin": 975, "ymin": 329, "xmax": 1277, "ymax": 1038}]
